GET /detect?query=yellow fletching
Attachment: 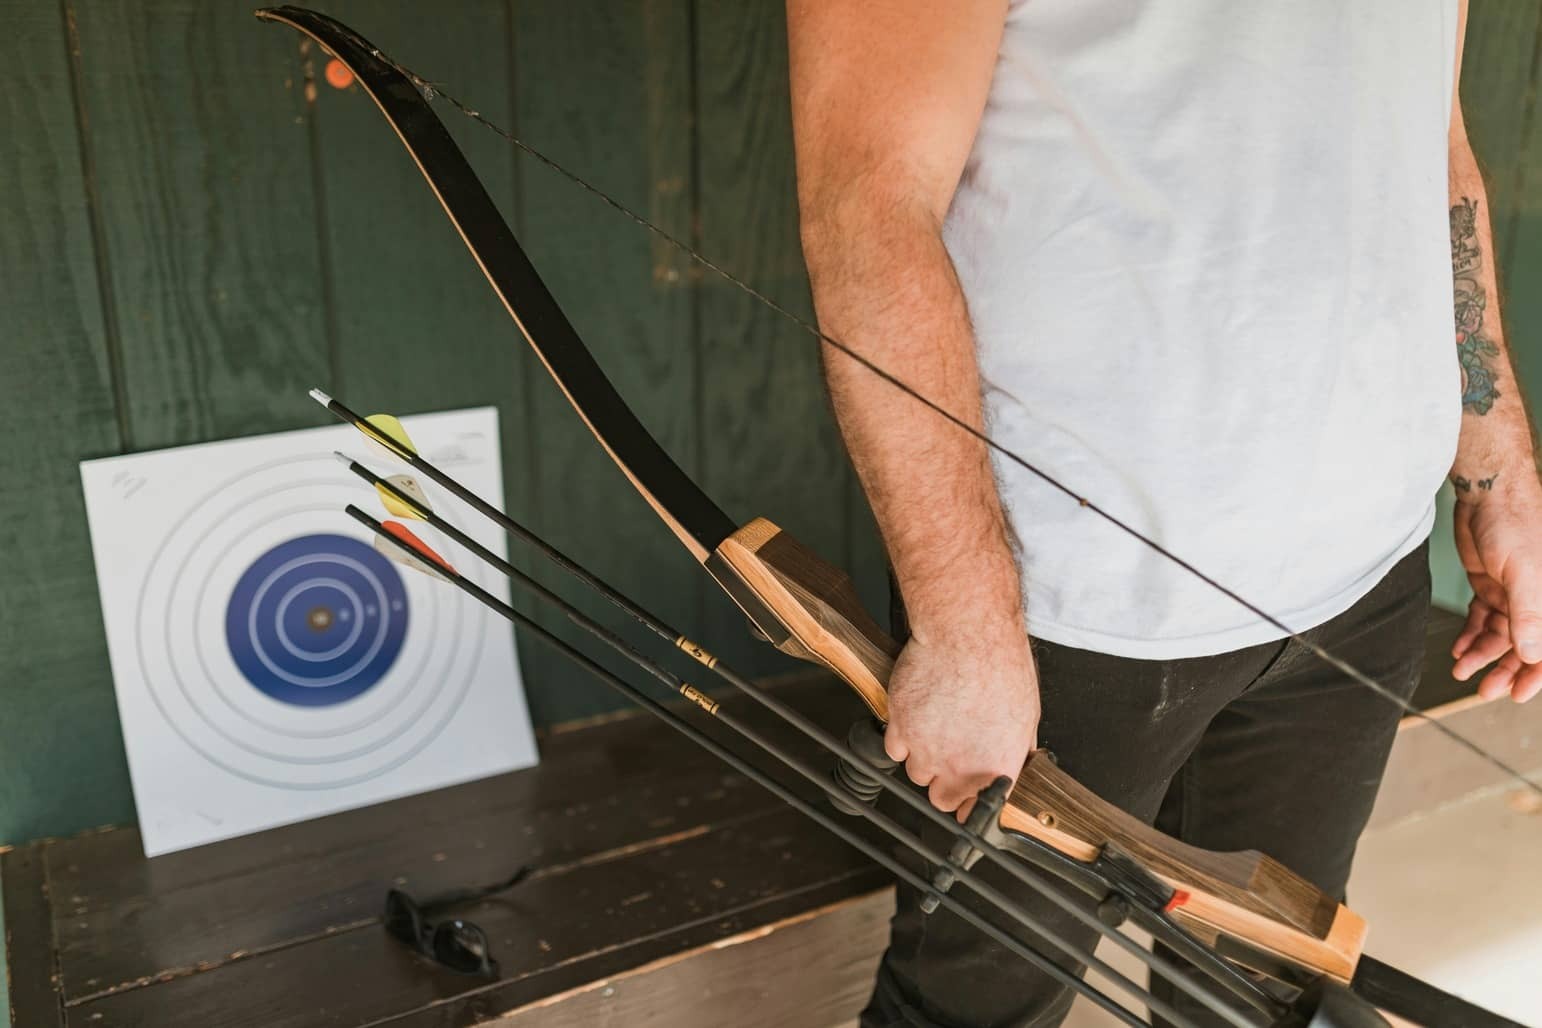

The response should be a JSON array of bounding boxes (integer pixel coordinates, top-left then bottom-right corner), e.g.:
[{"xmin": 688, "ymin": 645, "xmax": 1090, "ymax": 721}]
[
  {"xmin": 376, "ymin": 473, "xmax": 431, "ymax": 520},
  {"xmin": 362, "ymin": 413, "xmax": 416, "ymax": 460}
]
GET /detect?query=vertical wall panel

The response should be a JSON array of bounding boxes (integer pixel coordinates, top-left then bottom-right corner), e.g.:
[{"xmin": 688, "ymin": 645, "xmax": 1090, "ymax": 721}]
[
  {"xmin": 1478, "ymin": 0, "xmax": 1542, "ymax": 410},
  {"xmin": 0, "ymin": 2, "xmax": 129, "ymax": 845},
  {"xmin": 512, "ymin": 0, "xmax": 706, "ymax": 721},
  {"xmin": 1461, "ymin": 0, "xmax": 1542, "ymax": 263},
  {"xmin": 694, "ymin": 2, "xmax": 867, "ymax": 674},
  {"xmin": 1431, "ymin": 0, "xmax": 1542, "ymax": 610},
  {"xmin": 71, "ymin": 0, "xmax": 327, "ymax": 450},
  {"xmin": 305, "ymin": 1, "xmax": 528, "ymax": 435},
  {"xmin": 7, "ymin": 0, "xmax": 1540, "ymax": 849},
  {"xmin": 302, "ymin": 1, "xmax": 548, "ymax": 709}
]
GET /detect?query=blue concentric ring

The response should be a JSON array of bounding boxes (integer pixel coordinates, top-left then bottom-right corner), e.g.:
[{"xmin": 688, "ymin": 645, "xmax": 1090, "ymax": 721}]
[{"xmin": 225, "ymin": 534, "xmax": 408, "ymax": 706}]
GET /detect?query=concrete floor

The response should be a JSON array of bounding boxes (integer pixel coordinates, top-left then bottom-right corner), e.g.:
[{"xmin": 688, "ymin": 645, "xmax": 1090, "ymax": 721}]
[{"xmin": 1067, "ymin": 785, "xmax": 1542, "ymax": 1026}]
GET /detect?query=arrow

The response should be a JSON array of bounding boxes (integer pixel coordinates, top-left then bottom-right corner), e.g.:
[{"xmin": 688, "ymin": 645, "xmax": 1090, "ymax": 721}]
[
  {"xmin": 344, "ymin": 440, "xmax": 1529, "ymax": 1028},
  {"xmin": 341, "ymin": 499, "xmax": 1272, "ymax": 1027},
  {"xmin": 323, "ymin": 404, "xmax": 723, "ymax": 671},
  {"xmin": 331, "ymin": 435, "xmax": 1352, "ymax": 1023}
]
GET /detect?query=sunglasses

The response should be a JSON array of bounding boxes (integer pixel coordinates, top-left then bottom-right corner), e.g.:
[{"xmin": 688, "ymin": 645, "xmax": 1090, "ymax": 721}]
[{"xmin": 384, "ymin": 865, "xmax": 531, "ymax": 977}]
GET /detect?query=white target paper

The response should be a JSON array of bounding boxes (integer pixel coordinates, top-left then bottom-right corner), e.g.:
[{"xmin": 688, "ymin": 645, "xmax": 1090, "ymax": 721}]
[{"xmin": 80, "ymin": 408, "xmax": 537, "ymax": 856}]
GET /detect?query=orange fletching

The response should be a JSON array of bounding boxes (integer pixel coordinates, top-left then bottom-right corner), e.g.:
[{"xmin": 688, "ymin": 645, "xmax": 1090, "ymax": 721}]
[{"xmin": 382, "ymin": 521, "xmax": 456, "ymax": 576}]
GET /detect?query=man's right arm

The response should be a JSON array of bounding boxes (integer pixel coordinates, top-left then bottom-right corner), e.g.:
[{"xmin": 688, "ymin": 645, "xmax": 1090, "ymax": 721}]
[{"xmin": 786, "ymin": 0, "xmax": 1037, "ymax": 816}]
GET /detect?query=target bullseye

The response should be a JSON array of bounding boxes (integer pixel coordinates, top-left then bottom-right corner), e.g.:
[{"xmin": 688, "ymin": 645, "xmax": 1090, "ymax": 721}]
[
  {"xmin": 138, "ymin": 456, "xmax": 487, "ymax": 788},
  {"xmin": 225, "ymin": 534, "xmax": 409, "ymax": 707},
  {"xmin": 81, "ymin": 407, "xmax": 532, "ymax": 855}
]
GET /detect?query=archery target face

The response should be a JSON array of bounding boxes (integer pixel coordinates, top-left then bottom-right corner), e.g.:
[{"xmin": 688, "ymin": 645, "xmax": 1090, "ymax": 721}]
[{"xmin": 81, "ymin": 407, "xmax": 537, "ymax": 856}]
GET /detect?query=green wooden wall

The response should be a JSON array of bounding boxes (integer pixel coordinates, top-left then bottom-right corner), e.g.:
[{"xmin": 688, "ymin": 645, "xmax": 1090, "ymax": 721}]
[
  {"xmin": 0, "ymin": 0, "xmax": 885, "ymax": 849},
  {"xmin": 0, "ymin": 0, "xmax": 1537, "ymax": 849}
]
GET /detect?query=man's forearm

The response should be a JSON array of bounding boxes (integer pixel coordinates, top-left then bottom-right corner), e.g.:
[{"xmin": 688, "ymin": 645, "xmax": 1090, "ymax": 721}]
[
  {"xmin": 802, "ymin": 197, "xmax": 1022, "ymax": 638},
  {"xmin": 1449, "ymin": 141, "xmax": 1537, "ymax": 494}
]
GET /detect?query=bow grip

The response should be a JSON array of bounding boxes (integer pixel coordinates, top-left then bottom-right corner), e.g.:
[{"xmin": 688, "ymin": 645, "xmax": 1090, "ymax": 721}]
[
  {"xmin": 709, "ymin": 517, "xmax": 899, "ymax": 719},
  {"xmin": 1001, "ymin": 752, "xmax": 1367, "ymax": 983}
]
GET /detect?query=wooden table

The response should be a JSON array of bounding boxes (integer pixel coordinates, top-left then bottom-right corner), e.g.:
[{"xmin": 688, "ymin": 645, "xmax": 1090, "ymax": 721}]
[
  {"xmin": 3, "ymin": 674, "xmax": 889, "ymax": 1028},
  {"xmin": 9, "ymin": 608, "xmax": 1533, "ymax": 1028}
]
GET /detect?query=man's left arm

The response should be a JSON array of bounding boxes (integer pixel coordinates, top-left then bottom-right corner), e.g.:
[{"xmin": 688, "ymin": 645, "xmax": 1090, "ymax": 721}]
[{"xmin": 1447, "ymin": 0, "xmax": 1542, "ymax": 701}]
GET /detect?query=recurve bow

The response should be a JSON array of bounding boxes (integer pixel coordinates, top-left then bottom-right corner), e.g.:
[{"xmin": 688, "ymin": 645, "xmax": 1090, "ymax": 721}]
[{"xmin": 257, "ymin": 8, "xmax": 1530, "ymax": 1024}]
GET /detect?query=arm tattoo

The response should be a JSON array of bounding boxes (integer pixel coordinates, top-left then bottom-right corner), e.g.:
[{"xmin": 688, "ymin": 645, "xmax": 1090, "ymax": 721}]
[
  {"xmin": 1450, "ymin": 197, "xmax": 1501, "ymax": 415},
  {"xmin": 1450, "ymin": 471, "xmax": 1499, "ymax": 493}
]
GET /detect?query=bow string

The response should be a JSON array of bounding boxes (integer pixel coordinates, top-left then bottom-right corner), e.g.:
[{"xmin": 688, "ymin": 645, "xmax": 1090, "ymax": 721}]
[{"xmin": 360, "ymin": 37, "xmax": 1537, "ymax": 798}]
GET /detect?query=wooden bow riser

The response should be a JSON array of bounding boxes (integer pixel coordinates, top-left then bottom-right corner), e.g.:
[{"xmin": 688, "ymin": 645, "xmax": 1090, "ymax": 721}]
[
  {"xmin": 712, "ymin": 517, "xmax": 898, "ymax": 719},
  {"xmin": 1004, "ymin": 756, "xmax": 1364, "ymax": 982},
  {"xmin": 711, "ymin": 516, "xmax": 1364, "ymax": 984}
]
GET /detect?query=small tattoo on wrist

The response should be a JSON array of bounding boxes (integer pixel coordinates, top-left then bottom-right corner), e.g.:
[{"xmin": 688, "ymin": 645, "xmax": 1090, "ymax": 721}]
[{"xmin": 1451, "ymin": 472, "xmax": 1498, "ymax": 493}]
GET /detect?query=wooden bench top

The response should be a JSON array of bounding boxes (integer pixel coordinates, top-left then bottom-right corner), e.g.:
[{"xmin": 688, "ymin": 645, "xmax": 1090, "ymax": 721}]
[
  {"xmin": 9, "ymin": 607, "xmax": 1536, "ymax": 1028},
  {"xmin": 3, "ymin": 673, "xmax": 888, "ymax": 1028}
]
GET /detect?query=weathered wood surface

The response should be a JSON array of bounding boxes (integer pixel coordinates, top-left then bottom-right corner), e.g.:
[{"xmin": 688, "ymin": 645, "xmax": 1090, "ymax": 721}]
[
  {"xmin": 71, "ymin": 1, "xmax": 328, "ymax": 449},
  {"xmin": 509, "ymin": 0, "xmax": 709, "ymax": 721},
  {"xmin": 3, "ymin": 0, "xmax": 1541, "ymax": 861},
  {"xmin": 6, "ymin": 626, "xmax": 1532, "ymax": 1027},
  {"xmin": 307, "ymin": 1, "xmax": 538, "ymax": 609},
  {"xmin": 486, "ymin": 891, "xmax": 890, "ymax": 1028},
  {"xmin": 0, "ymin": 0, "xmax": 886, "ymax": 849},
  {"xmin": 3, "ymin": 674, "xmax": 883, "ymax": 1027},
  {"xmin": 0, "ymin": 0, "xmax": 132, "ymax": 851},
  {"xmin": 3, "ymin": 846, "xmax": 64, "ymax": 1028}
]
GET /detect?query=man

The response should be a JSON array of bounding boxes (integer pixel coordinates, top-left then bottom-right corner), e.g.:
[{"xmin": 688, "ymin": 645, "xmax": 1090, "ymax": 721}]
[{"xmin": 786, "ymin": 1, "xmax": 1541, "ymax": 1025}]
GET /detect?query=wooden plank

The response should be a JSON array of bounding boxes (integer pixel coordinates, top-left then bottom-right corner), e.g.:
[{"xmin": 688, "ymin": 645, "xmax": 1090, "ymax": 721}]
[
  {"xmin": 694, "ymin": 2, "xmax": 857, "ymax": 674},
  {"xmin": 63, "ymin": 807, "xmax": 879, "ymax": 1028},
  {"xmin": 304, "ymin": 1, "xmax": 551, "ymax": 707},
  {"xmin": 509, "ymin": 0, "xmax": 707, "ymax": 724},
  {"xmin": 46, "ymin": 673, "xmax": 858, "ymax": 1002},
  {"xmin": 469, "ymin": 890, "xmax": 889, "ymax": 1028},
  {"xmin": 374, "ymin": 878, "xmax": 887, "ymax": 1028},
  {"xmin": 1, "ymin": 858, "xmax": 8, "ymax": 1028},
  {"xmin": 1478, "ymin": 0, "xmax": 1542, "ymax": 415},
  {"xmin": 70, "ymin": 0, "xmax": 328, "ymax": 450},
  {"xmin": 0, "ymin": 0, "xmax": 131, "ymax": 846},
  {"xmin": 1461, "ymin": 0, "xmax": 1542, "ymax": 265},
  {"xmin": 2, "ymin": 847, "xmax": 63, "ymax": 1028}
]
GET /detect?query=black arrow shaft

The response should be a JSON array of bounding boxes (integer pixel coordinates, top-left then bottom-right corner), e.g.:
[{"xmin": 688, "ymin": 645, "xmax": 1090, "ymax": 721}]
[
  {"xmin": 346, "ymin": 504, "xmax": 1178, "ymax": 1027},
  {"xmin": 342, "ymin": 470, "xmax": 1276, "ymax": 1026}
]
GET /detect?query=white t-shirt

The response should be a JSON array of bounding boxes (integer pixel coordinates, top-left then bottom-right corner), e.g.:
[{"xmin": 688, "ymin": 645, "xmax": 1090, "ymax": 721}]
[{"xmin": 944, "ymin": 0, "xmax": 1463, "ymax": 658}]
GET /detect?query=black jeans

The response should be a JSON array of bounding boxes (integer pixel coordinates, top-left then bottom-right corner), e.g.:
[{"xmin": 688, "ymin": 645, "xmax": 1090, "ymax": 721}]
[{"xmin": 861, "ymin": 541, "xmax": 1432, "ymax": 1028}]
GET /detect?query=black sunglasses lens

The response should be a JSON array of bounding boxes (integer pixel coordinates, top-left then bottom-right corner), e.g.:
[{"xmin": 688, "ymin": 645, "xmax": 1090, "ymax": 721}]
[
  {"xmin": 384, "ymin": 889, "xmax": 423, "ymax": 944},
  {"xmin": 433, "ymin": 920, "xmax": 493, "ymax": 974}
]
